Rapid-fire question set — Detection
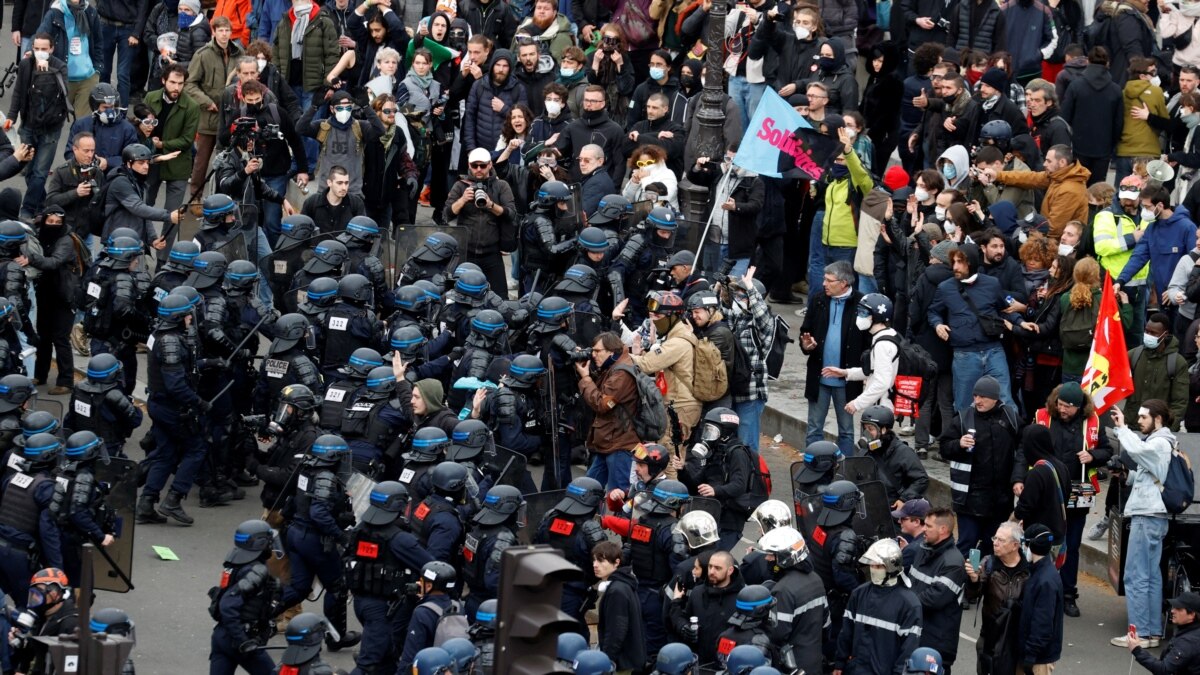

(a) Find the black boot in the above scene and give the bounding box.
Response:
[198,485,233,508]
[135,493,166,524]
[1064,595,1080,617]
[324,591,362,652]
[157,490,194,525]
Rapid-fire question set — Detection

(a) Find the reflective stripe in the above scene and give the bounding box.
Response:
[775,595,829,623]
[909,567,964,595]
[842,611,922,637]
[950,481,970,492]
[949,461,971,472]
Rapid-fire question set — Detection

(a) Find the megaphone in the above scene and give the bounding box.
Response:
[1147,159,1176,184]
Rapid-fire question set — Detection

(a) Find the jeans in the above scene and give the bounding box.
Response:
[1113,156,1135,192]
[806,211,826,300]
[733,398,766,450]
[956,513,1004,559]
[18,126,62,217]
[1125,514,1168,636]
[260,174,290,248]
[728,77,767,133]
[1060,511,1087,598]
[251,226,275,307]
[914,371,954,449]
[292,87,318,174]
[1124,284,1148,348]
[950,346,1014,412]
[98,21,136,105]
[806,384,856,457]
[586,449,633,492]
[858,274,878,295]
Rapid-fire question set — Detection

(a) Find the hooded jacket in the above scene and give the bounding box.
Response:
[556,108,626,183]
[1118,78,1169,157]
[1117,205,1199,293]
[631,317,699,410]
[1116,424,1173,517]
[1054,55,1089,102]
[909,260,954,371]
[994,160,1090,238]
[812,39,860,114]
[861,43,904,148]
[1126,335,1191,428]
[1110,2,1158,86]
[1061,63,1125,157]
[464,50,529,155]
[37,0,102,83]
[1019,555,1064,665]
[597,567,647,670]
[184,37,245,135]
[821,144,874,249]
[1012,425,1069,542]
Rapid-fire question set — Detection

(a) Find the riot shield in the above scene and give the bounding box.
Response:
[346,471,378,523]
[32,400,63,419]
[213,231,250,264]
[376,234,398,290]
[518,489,567,545]
[483,445,530,492]
[92,457,138,593]
[850,480,897,541]
[683,496,722,523]
[630,199,653,233]
[842,456,879,484]
[789,461,822,542]
[285,179,314,212]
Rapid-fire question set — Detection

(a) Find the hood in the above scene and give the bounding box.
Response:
[1163,204,1194,228]
[1124,78,1160,102]
[1021,424,1056,464]
[1064,55,1088,72]
[415,378,444,413]
[490,48,514,72]
[937,145,970,188]
[1049,160,1091,184]
[701,566,746,597]
[820,38,846,71]
[924,261,955,284]
[610,566,638,589]
[959,242,982,275]
[989,200,1018,235]
[1082,63,1115,90]
[868,42,901,77]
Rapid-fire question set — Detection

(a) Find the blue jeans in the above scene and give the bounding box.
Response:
[586,449,633,492]
[728,77,766,134]
[858,274,878,295]
[806,384,855,457]
[950,346,1014,412]
[1113,156,1134,193]
[98,21,136,105]
[292,87,318,174]
[1060,511,1087,598]
[1125,514,1168,636]
[734,398,765,450]
[261,174,290,248]
[251,227,275,307]
[18,126,62,217]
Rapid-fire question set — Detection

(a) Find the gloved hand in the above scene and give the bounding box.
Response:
[680,620,699,643]
[238,639,259,654]
[449,346,464,361]
[198,400,213,415]
[406,177,420,198]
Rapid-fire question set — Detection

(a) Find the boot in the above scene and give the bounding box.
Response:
[325,592,362,651]
[135,493,167,524]
[222,477,247,500]
[233,469,259,487]
[1064,595,1080,618]
[157,490,194,525]
[198,485,234,508]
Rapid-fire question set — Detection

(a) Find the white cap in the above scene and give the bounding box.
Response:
[467,148,491,165]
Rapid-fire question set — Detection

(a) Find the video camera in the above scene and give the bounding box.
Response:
[229,116,283,158]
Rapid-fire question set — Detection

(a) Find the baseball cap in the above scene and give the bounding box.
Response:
[890,498,931,520]
[1170,591,1200,612]
[467,148,492,165]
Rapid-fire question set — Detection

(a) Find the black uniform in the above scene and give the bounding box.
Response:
[624,511,688,655]
[67,381,142,459]
[461,520,518,618]
[319,302,384,381]
[49,459,116,587]
[82,264,150,396]
[210,561,280,675]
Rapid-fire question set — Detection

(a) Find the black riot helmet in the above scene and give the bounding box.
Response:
[63,430,102,464]
[474,485,526,527]
[103,236,142,265]
[341,348,384,379]
[577,226,611,253]
[447,419,491,463]
[89,82,118,111]
[0,374,35,414]
[535,180,572,209]
[412,232,458,263]
[85,353,123,387]
[645,479,691,515]
[362,481,410,526]
[279,383,318,412]
[469,309,507,340]
[979,119,1013,150]
[502,354,546,387]
[646,206,678,236]
[389,325,427,360]
[278,214,316,248]
[532,295,572,332]
[307,240,348,274]
[816,480,862,527]
[393,285,431,316]
[281,613,331,665]
[342,216,381,245]
[270,384,317,435]
[554,264,598,295]
[797,441,842,483]
[120,144,151,163]
[270,313,309,353]
[420,560,457,592]
[405,427,450,463]
[19,410,59,438]
[226,519,283,565]
[473,599,498,630]
[155,292,193,327]
[588,194,631,226]
[201,193,237,229]
[730,584,777,625]
[554,476,604,516]
[303,276,340,310]
[0,221,24,255]
[223,260,259,294]
[430,461,468,497]
[699,407,740,444]
[338,273,372,306]
[364,365,397,396]
[453,269,490,301]
[17,432,62,470]
[166,240,200,271]
[188,251,228,289]
[309,434,351,466]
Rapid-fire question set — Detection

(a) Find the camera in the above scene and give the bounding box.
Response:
[230,116,281,158]
[937,17,951,30]
[472,183,489,209]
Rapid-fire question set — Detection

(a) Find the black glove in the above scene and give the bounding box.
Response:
[449,346,464,361]
[238,639,259,654]
[680,620,698,643]
[198,400,213,415]
[406,177,420,198]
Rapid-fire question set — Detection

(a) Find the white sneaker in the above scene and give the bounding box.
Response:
[1086,517,1110,541]
[897,418,915,436]
[1111,635,1150,648]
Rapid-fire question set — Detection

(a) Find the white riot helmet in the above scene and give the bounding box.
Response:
[859,538,904,587]
[744,499,795,542]
[673,511,719,551]
[757,526,808,569]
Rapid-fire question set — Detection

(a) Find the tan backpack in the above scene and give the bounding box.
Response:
[692,337,729,402]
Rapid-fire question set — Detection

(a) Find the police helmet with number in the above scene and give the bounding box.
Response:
[303,277,340,309]
[904,647,944,674]
[430,461,468,496]
[757,525,809,569]
[201,194,237,228]
[64,430,102,463]
[857,293,894,326]
[389,325,427,360]
[341,348,384,379]
[281,613,331,665]
[309,240,348,273]
[155,292,193,326]
[279,214,316,245]
[280,384,318,411]
[405,427,450,463]
[120,144,151,164]
[364,365,396,395]
[167,240,200,269]
[474,485,525,526]
[447,419,491,463]
[224,260,259,292]
[454,269,490,300]
[502,354,546,387]
[470,309,507,339]
[574,650,616,675]
[271,313,309,353]
[441,638,479,672]
[227,519,283,565]
[554,264,598,295]
[589,194,631,225]
[420,560,457,591]
[362,481,410,526]
[554,476,605,516]
[725,644,769,674]
[747,500,795,540]
[86,353,123,387]
[816,480,862,527]
[190,251,228,287]
[0,374,34,414]
[797,441,842,482]
[653,643,698,675]
[673,510,719,550]
[338,273,372,305]
[19,410,58,438]
[18,432,62,469]
[309,434,350,465]
[412,232,459,263]
[105,236,142,264]
[645,479,691,515]
[535,180,572,209]
[343,215,381,244]
[577,226,611,252]
[700,407,740,443]
[394,285,431,315]
[632,442,670,477]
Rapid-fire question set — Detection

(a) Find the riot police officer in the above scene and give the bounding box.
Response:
[716,585,777,666]
[0,298,23,376]
[276,613,343,675]
[319,274,385,382]
[475,355,546,469]
[520,180,579,293]
[67,354,142,460]
[573,651,616,675]
[209,520,282,675]
[441,267,494,345]
[82,235,151,396]
[446,309,509,411]
[410,462,469,565]
[342,362,413,477]
[398,232,458,289]
[49,431,116,586]
[268,215,318,313]
[346,481,435,675]
[337,216,387,313]
[318,347,383,432]
[252,384,320,521]
[387,285,437,338]
[280,435,360,651]
[573,226,621,315]
[256,313,322,414]
[809,480,867,657]
[398,561,462,672]
[679,408,757,550]
[390,325,454,386]
[137,293,208,526]
[396,427,449,502]
[857,405,928,510]
[299,277,341,360]
[526,296,590,489]
[413,647,457,675]
[533,476,607,625]
[625,478,690,655]
[290,240,349,316]
[0,221,36,350]
[441,638,479,675]
[586,194,633,250]
[194,194,243,253]
[445,419,499,498]
[149,240,200,303]
[468,598,496,673]
[558,633,589,669]
[613,206,679,322]
[757,525,826,675]
[653,643,699,675]
[722,645,770,674]
[461,485,523,617]
[0,432,63,604]
[552,264,604,348]
[793,440,843,503]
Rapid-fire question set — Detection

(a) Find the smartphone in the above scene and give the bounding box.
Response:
[1130,623,1137,634]
[969,548,981,569]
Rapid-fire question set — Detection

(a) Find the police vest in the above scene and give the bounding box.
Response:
[269,246,307,297]
[209,562,279,633]
[68,387,119,441]
[540,511,592,568]
[347,524,408,598]
[462,524,513,593]
[0,472,51,536]
[340,396,395,449]
[291,468,346,526]
[319,381,357,431]
[413,496,461,548]
[628,514,675,585]
[323,304,366,371]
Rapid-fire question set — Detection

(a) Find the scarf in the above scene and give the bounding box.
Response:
[556,67,587,88]
[291,3,313,60]
[707,168,743,243]
[981,94,999,111]
[380,123,397,151]
[407,70,435,91]
[66,0,91,38]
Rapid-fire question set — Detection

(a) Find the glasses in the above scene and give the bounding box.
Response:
[636,159,656,168]
[470,162,490,169]
[138,118,158,127]
[583,98,605,105]
[591,348,606,354]
[807,93,827,100]
[333,104,353,112]
[380,108,397,114]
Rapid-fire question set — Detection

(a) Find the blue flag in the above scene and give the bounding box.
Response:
[733,88,838,181]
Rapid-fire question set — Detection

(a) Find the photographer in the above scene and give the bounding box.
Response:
[299,88,385,199]
[44,132,104,238]
[1111,400,1175,649]
[212,114,293,246]
[444,148,517,294]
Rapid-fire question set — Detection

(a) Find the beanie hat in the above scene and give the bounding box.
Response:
[179,0,202,13]
[972,375,1001,400]
[415,379,445,414]
[1058,381,1086,407]
[862,190,892,222]
[1024,523,1055,556]
[883,165,910,192]
[980,67,1009,93]
[930,240,957,264]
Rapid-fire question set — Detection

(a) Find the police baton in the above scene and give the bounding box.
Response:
[202,311,274,405]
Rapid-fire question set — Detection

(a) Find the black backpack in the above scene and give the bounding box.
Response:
[28,67,69,129]
[870,333,939,406]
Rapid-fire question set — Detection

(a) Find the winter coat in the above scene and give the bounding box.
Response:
[1161,11,1200,68]
[667,569,745,664]
[12,0,54,40]
[102,167,173,243]
[443,171,518,255]
[981,254,1028,302]
[362,123,419,210]
[1118,78,1168,157]
[810,39,859,114]
[687,162,764,260]
[1116,424,1173,516]
[800,290,867,401]
[37,1,102,81]
[65,117,138,172]
[994,160,1090,238]
[143,88,200,182]
[908,260,954,369]
[918,89,981,162]
[927,272,1015,351]
[465,0,519,47]
[1132,618,1200,674]
[580,167,616,215]
[900,73,932,136]
[861,44,904,146]
[7,55,69,133]
[1117,205,1199,293]
[272,5,340,93]
[966,555,1030,675]
[1110,3,1158,86]
[910,535,966,662]
[1014,450,1069,542]
[555,110,626,183]
[577,350,641,454]
[215,0,252,45]
[45,159,105,236]
[28,227,78,304]
[143,4,179,83]
[597,567,647,670]
[174,15,212,70]
[900,0,953,48]
[821,0,860,58]
[464,51,529,155]
[1019,555,1064,665]
[184,38,245,135]
[1055,55,1088,102]
[96,0,148,28]
[835,581,923,674]
[631,318,699,410]
[820,148,873,249]
[1061,63,1125,158]
[747,19,822,94]
[627,76,690,127]
[872,216,908,300]
[511,13,575,61]
[940,403,1019,519]
[1016,395,1113,488]
[868,435,928,503]
[1029,108,1072,151]
[980,94,1030,139]
[1000,0,1059,76]
[953,0,1006,52]
[1125,336,1191,430]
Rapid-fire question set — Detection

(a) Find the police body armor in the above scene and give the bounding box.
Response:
[84,268,145,343]
[319,381,359,431]
[345,249,386,308]
[340,395,400,451]
[0,413,20,455]
[462,524,517,592]
[396,459,435,500]
[201,288,241,357]
[147,331,197,403]
[521,212,576,279]
[538,510,605,570]
[412,497,463,551]
[0,472,51,536]
[49,467,109,535]
[808,523,859,599]
[323,304,372,373]
[150,268,189,304]
[629,513,677,586]
[269,246,308,307]
[292,467,351,528]
[67,384,127,443]
[346,524,411,598]
[210,562,280,643]
[262,351,321,407]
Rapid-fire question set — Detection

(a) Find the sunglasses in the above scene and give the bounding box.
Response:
[470,162,490,169]
[333,104,354,112]
[380,108,397,114]
[636,159,656,168]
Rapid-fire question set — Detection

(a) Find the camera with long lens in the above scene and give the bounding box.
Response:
[79,164,99,191]
[230,116,281,158]
[472,183,489,209]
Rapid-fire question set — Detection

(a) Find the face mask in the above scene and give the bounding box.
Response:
[256,58,267,72]
[818,56,837,71]
[1141,207,1157,222]
[944,221,957,234]
[941,164,957,181]
[97,109,119,125]
[334,109,352,124]
[844,129,857,140]
[33,51,49,63]
[1144,333,1161,349]
[545,100,562,117]
[681,74,696,88]
[560,67,576,78]
[793,25,810,40]
[855,315,873,330]
[1151,75,1162,87]
[649,67,666,81]
[868,567,888,585]
[1058,242,1075,256]
[653,317,672,334]
[915,188,930,202]
[934,206,946,221]
[178,13,193,30]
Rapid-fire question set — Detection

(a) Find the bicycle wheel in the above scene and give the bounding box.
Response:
[1164,553,1193,640]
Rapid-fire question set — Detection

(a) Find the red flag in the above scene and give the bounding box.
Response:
[1081,272,1134,414]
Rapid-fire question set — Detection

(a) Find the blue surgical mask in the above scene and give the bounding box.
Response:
[941,163,957,181]
[178,13,192,30]
[1144,333,1161,349]
[649,67,666,81]
[560,67,576,78]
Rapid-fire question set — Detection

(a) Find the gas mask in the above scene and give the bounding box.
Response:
[96,108,122,125]
[857,425,883,453]
[269,402,295,436]
[26,584,65,614]
[689,442,710,467]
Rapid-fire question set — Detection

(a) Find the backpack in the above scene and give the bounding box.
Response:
[1129,345,1181,380]
[729,338,753,397]
[1083,1,1118,53]
[761,314,791,380]
[1153,437,1196,515]
[420,599,472,646]
[730,444,770,516]
[28,67,69,129]
[613,363,669,441]
[1059,299,1099,352]
[692,337,729,402]
[872,333,939,406]
[87,173,115,237]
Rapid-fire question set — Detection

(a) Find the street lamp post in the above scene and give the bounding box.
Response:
[678,0,727,258]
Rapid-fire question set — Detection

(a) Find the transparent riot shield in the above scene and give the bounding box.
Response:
[851,480,897,541]
[630,199,653,233]
[178,203,204,245]
[213,231,250,264]
[345,471,378,523]
[519,489,567,545]
[92,457,138,593]
[390,225,469,282]
[482,445,529,491]
[376,234,398,290]
[842,456,879,484]
[285,179,313,212]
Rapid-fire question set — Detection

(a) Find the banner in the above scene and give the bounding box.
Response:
[1081,272,1134,413]
[733,88,839,181]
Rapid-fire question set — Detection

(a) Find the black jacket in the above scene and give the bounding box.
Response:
[1013,454,1069,543]
[910,535,967,662]
[687,163,764,260]
[861,44,904,150]
[679,441,754,530]
[668,569,746,664]
[767,566,826,675]
[580,168,616,215]
[555,110,626,183]
[908,261,954,371]
[625,116,687,174]
[301,190,367,236]
[799,290,867,401]
[1062,63,1125,158]
[1110,5,1158,86]
[748,19,822,95]
[900,0,954,48]
[965,554,1030,675]
[627,77,690,128]
[1029,109,1073,154]
[597,567,646,670]
[981,254,1028,302]
[940,404,1018,519]
[29,226,78,304]
[1133,621,1200,674]
[979,94,1030,139]
[1019,555,1064,665]
[464,0,519,47]
[12,0,53,38]
[835,582,923,674]
[45,159,104,237]
[870,435,929,504]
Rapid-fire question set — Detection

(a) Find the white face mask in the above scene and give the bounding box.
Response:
[334,109,352,124]
[545,100,562,117]
[1058,242,1075,256]
[914,188,930,202]
[1141,207,1157,222]
[845,129,857,140]
[33,51,49,63]
[793,25,810,40]
[934,206,946,221]
[943,221,957,234]
[1151,75,1162,88]
[855,315,873,330]
[256,58,267,72]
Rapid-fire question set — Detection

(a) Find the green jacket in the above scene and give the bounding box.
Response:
[143,88,200,182]
[185,39,245,135]
[272,7,339,94]
[1124,336,1190,431]
[821,145,872,249]
[1058,288,1133,376]
[1117,79,1168,158]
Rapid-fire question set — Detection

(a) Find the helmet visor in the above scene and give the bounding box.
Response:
[700,423,721,443]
